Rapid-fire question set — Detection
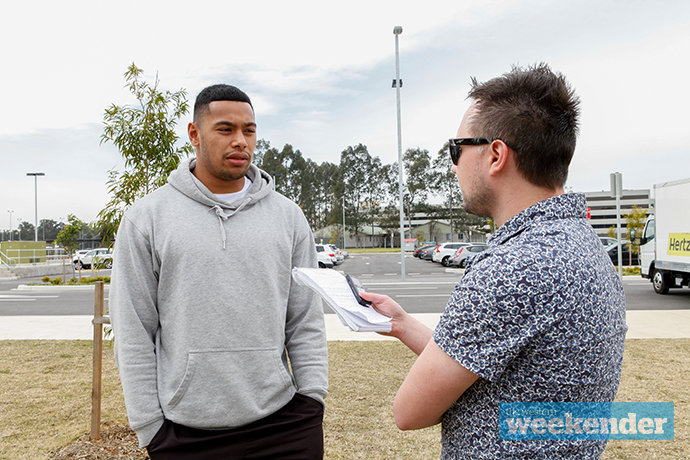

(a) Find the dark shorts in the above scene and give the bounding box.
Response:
[147,393,324,460]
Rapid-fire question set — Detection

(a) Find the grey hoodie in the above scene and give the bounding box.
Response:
[110,159,328,448]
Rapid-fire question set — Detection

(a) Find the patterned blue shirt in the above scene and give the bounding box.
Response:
[433,193,627,459]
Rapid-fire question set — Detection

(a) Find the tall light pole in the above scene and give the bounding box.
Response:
[342,193,346,249]
[26,172,45,242]
[393,25,406,281]
[7,210,13,241]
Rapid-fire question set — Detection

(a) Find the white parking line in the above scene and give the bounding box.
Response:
[0,294,58,299]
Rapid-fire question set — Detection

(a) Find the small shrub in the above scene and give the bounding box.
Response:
[50,277,62,285]
[41,276,51,283]
[623,267,641,276]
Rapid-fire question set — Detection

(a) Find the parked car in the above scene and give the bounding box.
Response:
[315,244,338,266]
[328,244,346,262]
[450,243,488,268]
[607,241,639,266]
[72,249,90,266]
[316,251,334,268]
[599,237,618,248]
[420,245,438,261]
[432,243,471,266]
[414,244,437,258]
[75,248,112,269]
[93,253,113,269]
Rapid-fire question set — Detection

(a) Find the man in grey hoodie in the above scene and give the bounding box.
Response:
[110,84,328,459]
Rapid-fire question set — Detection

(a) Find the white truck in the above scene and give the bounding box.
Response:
[640,177,690,294]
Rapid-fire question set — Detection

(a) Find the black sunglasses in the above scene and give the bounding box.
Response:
[448,138,491,165]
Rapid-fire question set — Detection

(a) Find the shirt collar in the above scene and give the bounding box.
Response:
[487,193,587,246]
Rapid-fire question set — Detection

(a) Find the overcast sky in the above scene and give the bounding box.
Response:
[1,0,688,228]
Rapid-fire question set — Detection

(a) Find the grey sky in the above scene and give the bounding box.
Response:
[1,0,688,226]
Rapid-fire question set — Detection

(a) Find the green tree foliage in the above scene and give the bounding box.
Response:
[55,215,86,255]
[17,221,35,241]
[314,161,340,230]
[95,63,193,246]
[340,144,376,240]
[37,219,63,242]
[257,141,338,231]
[430,142,462,239]
[624,205,648,255]
[403,147,431,210]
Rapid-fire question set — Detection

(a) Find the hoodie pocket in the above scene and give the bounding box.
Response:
[165,347,293,427]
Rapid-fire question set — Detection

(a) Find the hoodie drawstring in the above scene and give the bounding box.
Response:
[209,198,252,250]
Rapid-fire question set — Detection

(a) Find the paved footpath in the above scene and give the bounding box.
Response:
[0,311,688,341]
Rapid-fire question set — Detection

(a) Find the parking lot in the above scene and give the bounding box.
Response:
[1,253,688,319]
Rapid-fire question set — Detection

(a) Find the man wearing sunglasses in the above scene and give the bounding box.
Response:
[362,64,626,458]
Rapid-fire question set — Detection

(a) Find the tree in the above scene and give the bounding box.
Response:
[252,138,272,168]
[95,63,193,246]
[17,221,35,241]
[55,215,86,255]
[37,219,63,242]
[340,144,374,245]
[430,142,462,240]
[314,161,340,230]
[403,147,432,235]
[624,205,648,256]
[607,225,617,238]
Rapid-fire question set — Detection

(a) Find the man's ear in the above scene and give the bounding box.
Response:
[487,139,510,176]
[188,122,200,147]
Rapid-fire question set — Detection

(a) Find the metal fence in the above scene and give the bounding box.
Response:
[0,247,69,267]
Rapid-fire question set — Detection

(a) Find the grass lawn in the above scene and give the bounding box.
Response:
[0,339,687,459]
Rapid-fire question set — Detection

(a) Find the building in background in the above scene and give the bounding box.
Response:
[585,189,653,238]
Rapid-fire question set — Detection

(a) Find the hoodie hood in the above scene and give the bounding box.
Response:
[167,158,274,249]
[168,158,273,209]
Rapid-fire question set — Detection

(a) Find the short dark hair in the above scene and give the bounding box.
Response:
[467,63,580,189]
[193,84,253,123]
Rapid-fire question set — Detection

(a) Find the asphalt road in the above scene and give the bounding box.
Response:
[1,254,688,316]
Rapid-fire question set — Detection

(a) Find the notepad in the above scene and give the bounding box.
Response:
[292,267,392,332]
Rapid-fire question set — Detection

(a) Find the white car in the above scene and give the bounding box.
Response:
[432,242,471,266]
[328,244,347,262]
[75,248,112,269]
[316,251,335,269]
[315,244,338,266]
[72,249,90,266]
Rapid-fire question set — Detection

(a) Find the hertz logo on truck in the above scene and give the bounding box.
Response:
[668,234,690,257]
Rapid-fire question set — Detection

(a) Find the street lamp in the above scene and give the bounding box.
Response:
[7,210,13,241]
[26,172,45,242]
[393,25,406,281]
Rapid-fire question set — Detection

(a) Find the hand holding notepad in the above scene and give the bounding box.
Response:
[292,267,392,332]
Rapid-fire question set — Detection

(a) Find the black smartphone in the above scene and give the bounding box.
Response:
[345,274,372,307]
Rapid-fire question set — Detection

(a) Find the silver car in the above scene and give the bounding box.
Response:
[450,243,488,268]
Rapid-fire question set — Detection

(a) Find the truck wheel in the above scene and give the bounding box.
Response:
[652,269,670,294]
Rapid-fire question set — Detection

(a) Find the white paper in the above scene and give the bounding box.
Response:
[292,267,392,332]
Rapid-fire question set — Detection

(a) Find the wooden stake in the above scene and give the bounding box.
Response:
[90,281,105,441]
